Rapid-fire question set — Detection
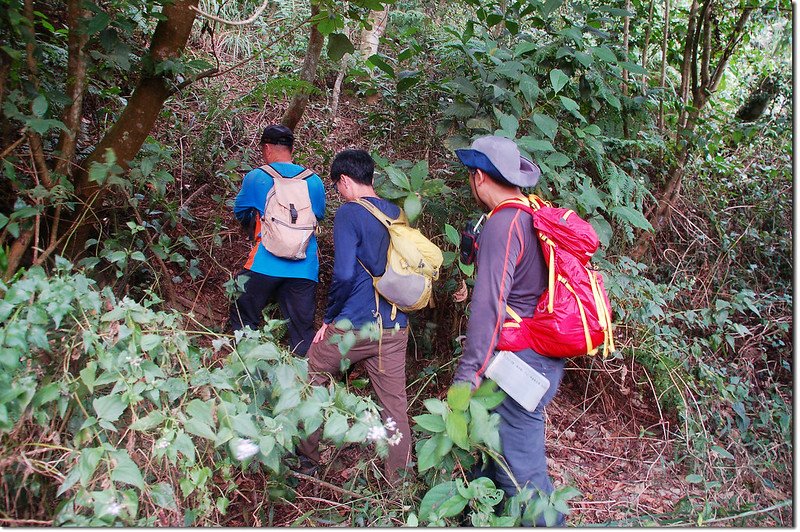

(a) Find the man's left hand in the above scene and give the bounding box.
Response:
[312,323,329,344]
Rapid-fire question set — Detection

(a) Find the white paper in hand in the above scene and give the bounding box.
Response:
[485,350,551,412]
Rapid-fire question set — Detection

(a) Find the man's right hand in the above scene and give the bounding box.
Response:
[312,323,329,344]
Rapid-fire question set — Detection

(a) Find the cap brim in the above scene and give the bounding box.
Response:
[517,156,541,187]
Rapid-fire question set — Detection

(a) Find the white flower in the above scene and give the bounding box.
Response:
[387,431,403,447]
[234,439,259,461]
[361,411,377,424]
[367,425,388,441]
[384,417,397,432]
[106,501,124,516]
[155,439,169,449]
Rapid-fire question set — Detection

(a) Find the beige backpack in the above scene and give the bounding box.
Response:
[259,164,317,260]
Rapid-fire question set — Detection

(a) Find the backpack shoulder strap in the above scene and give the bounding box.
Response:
[259,164,284,180]
[353,198,398,229]
[292,168,314,180]
[260,164,316,181]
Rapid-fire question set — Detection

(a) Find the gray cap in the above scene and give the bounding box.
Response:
[455,135,541,187]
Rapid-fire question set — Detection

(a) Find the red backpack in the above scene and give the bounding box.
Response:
[492,195,615,358]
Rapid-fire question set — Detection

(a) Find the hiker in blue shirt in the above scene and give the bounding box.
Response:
[297,149,412,483]
[229,124,326,356]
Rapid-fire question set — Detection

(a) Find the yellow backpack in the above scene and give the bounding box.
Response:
[354,199,443,319]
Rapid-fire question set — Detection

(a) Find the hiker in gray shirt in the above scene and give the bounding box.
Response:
[454,135,566,526]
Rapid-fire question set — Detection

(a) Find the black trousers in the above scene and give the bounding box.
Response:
[229,270,317,356]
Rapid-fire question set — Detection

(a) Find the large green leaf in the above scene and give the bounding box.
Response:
[184,418,216,440]
[419,481,468,521]
[327,32,354,61]
[93,394,127,422]
[130,410,165,431]
[549,69,570,95]
[444,223,460,246]
[417,436,439,472]
[404,193,422,223]
[150,482,178,511]
[110,450,144,489]
[445,411,469,450]
[518,137,556,152]
[590,45,617,63]
[447,382,472,412]
[611,206,652,231]
[414,413,446,433]
[323,412,348,442]
[532,114,558,140]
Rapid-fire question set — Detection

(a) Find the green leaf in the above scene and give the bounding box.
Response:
[404,193,422,224]
[590,46,617,63]
[93,394,126,422]
[545,152,571,168]
[559,96,580,113]
[327,32,353,62]
[385,167,410,190]
[32,95,48,117]
[518,137,555,152]
[419,481,468,521]
[184,418,216,440]
[685,474,703,484]
[185,399,214,426]
[620,61,648,75]
[549,69,570,94]
[110,450,144,489]
[611,206,653,231]
[79,362,97,393]
[590,215,612,247]
[447,382,471,412]
[711,445,735,459]
[367,54,395,77]
[140,334,161,351]
[32,382,61,407]
[444,224,460,246]
[514,42,538,57]
[130,411,165,431]
[77,446,104,487]
[533,114,558,140]
[408,160,428,190]
[414,413,446,433]
[323,412,348,442]
[150,483,177,511]
[445,411,469,450]
[417,436,439,472]
[497,112,519,138]
[423,398,448,416]
[229,413,260,438]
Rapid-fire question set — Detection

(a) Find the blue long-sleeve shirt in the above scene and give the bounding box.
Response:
[324,197,408,329]
[233,163,326,281]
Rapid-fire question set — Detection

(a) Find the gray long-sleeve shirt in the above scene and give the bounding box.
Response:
[453,206,548,387]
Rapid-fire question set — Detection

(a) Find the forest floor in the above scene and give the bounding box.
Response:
[143,62,790,525]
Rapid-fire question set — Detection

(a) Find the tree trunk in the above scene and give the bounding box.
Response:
[632,3,754,260]
[281,3,324,130]
[359,7,390,59]
[640,0,656,92]
[55,0,89,177]
[657,0,670,129]
[67,0,199,257]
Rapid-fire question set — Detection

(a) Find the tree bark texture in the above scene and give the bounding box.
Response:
[281,3,324,130]
[55,0,90,178]
[65,0,198,258]
[76,0,199,199]
[359,7,390,58]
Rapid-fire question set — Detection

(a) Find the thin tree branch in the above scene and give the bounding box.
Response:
[171,16,311,94]
[190,0,271,26]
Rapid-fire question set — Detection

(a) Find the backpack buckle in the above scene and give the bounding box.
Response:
[289,203,298,224]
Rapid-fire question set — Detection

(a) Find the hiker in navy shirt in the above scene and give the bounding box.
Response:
[229,124,325,356]
[298,150,412,483]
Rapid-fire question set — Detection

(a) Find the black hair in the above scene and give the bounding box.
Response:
[469,166,516,189]
[330,149,374,186]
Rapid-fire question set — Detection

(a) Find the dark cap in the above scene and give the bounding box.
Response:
[260,124,294,148]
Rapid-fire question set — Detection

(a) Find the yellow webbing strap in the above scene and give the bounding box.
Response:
[560,276,593,354]
[587,269,615,358]
[504,305,522,328]
[538,235,557,312]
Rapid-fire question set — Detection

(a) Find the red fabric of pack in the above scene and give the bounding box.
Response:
[493,196,615,358]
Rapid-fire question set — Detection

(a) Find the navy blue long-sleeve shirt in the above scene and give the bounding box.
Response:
[324,197,408,329]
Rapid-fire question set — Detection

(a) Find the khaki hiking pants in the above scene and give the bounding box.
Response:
[297,324,411,482]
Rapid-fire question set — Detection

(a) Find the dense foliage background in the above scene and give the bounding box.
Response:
[0,0,792,526]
